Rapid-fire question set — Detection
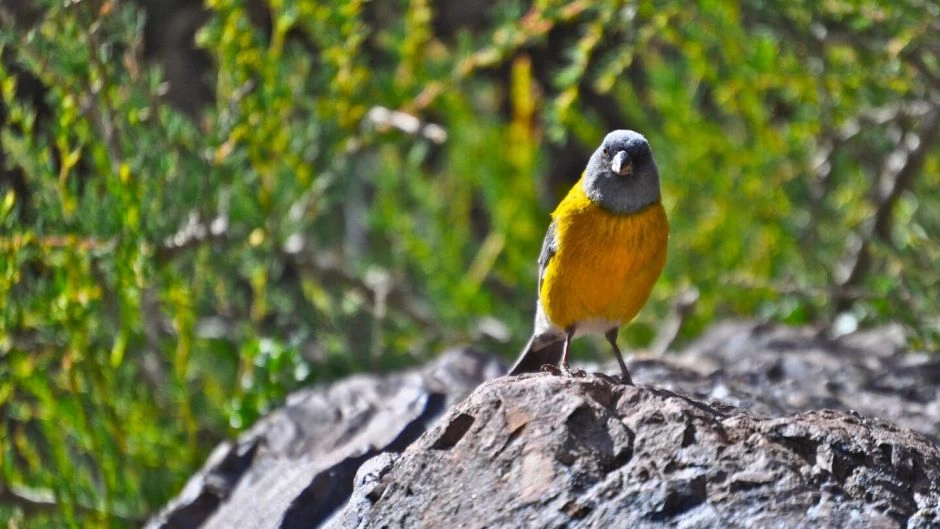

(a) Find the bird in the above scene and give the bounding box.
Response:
[508,129,669,384]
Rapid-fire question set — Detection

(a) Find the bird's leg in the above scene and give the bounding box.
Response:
[559,327,587,377]
[541,327,585,377]
[605,328,634,385]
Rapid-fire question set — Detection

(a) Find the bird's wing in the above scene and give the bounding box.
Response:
[507,222,565,376]
[537,220,558,296]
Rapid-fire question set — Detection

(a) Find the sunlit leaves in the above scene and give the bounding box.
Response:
[2,0,939,527]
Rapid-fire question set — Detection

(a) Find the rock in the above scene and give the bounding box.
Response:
[331,375,940,528]
[144,347,504,529]
[636,321,940,444]
[149,321,940,528]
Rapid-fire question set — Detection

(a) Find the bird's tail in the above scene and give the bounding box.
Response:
[507,335,565,376]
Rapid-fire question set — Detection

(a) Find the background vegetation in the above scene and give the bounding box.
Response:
[1,0,938,526]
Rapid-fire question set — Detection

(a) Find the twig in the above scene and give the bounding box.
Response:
[156,188,230,263]
[810,100,933,203]
[364,106,447,144]
[0,234,111,252]
[408,0,590,112]
[282,243,435,331]
[0,480,142,524]
[725,276,878,301]
[81,3,124,177]
[835,108,940,310]
[156,211,229,263]
[0,481,58,518]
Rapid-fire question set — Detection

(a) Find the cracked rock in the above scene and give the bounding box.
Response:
[149,321,940,528]
[332,375,940,529]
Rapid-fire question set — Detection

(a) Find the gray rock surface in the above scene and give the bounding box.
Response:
[331,375,939,528]
[148,321,940,528]
[145,347,503,529]
[640,320,940,444]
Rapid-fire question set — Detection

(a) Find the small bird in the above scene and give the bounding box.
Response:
[508,130,669,384]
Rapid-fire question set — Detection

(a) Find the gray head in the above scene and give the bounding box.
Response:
[582,130,661,214]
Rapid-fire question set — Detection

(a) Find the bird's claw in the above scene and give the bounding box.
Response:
[592,372,620,384]
[588,371,634,385]
[617,371,635,386]
[540,364,586,377]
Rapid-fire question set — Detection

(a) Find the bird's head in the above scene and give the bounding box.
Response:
[582,130,661,214]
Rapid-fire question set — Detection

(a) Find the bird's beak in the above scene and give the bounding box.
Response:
[610,150,632,176]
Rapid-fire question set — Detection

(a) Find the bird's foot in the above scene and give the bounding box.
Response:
[592,372,620,384]
[617,371,635,386]
[540,363,586,377]
[591,371,634,385]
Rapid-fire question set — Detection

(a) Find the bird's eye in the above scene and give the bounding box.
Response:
[603,148,609,156]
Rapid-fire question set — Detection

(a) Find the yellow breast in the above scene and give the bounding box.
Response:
[540,178,669,330]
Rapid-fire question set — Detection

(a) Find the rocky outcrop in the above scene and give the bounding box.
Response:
[144,347,504,529]
[648,321,940,444]
[148,322,940,528]
[330,374,940,528]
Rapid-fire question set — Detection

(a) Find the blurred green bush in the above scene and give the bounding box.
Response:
[1,0,938,526]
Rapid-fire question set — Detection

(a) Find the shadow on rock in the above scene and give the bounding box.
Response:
[332,374,940,529]
[148,322,940,528]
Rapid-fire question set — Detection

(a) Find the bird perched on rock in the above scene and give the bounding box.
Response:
[508,130,669,384]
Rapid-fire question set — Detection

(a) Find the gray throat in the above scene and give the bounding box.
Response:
[582,153,661,214]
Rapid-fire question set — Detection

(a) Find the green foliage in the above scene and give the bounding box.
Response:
[1,0,938,526]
